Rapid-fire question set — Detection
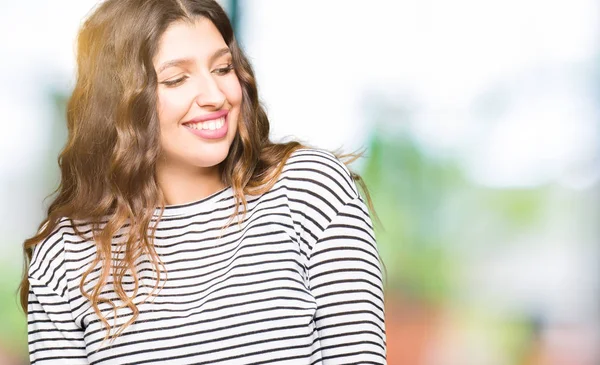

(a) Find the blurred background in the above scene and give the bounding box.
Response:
[0,0,598,364]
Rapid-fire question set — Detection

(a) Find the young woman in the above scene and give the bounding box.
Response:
[21,0,386,364]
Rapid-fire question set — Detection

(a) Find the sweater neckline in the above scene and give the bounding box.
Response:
[156,186,234,217]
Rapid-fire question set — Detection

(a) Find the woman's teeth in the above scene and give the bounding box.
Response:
[186,116,225,130]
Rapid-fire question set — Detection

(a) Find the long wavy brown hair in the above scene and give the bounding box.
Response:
[20,0,373,342]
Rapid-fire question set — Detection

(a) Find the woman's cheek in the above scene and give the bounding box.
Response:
[224,75,243,104]
[158,90,190,127]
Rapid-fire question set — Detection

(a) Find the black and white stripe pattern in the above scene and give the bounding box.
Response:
[28,149,387,364]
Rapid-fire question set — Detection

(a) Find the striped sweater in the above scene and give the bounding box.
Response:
[27,149,387,364]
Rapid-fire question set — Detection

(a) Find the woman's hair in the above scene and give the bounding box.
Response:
[19,0,372,342]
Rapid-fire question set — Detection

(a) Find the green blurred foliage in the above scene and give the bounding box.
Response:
[0,264,27,356]
[363,126,549,306]
[363,129,463,303]
[361,119,554,364]
[0,88,70,359]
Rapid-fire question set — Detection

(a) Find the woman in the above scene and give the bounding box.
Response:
[21,0,386,364]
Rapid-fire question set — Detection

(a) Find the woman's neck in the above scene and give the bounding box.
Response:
[156,163,225,206]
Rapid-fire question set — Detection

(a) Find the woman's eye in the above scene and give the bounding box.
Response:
[160,76,188,87]
[213,64,234,76]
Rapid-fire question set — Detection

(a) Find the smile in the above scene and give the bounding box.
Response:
[182,110,229,140]
[185,116,225,130]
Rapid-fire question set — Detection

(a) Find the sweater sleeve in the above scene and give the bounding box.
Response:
[28,223,88,364]
[28,277,88,364]
[308,196,387,364]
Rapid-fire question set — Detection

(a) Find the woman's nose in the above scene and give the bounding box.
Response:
[194,73,226,110]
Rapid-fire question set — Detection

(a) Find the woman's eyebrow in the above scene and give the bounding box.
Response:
[209,47,231,63]
[157,58,194,74]
[157,47,231,74]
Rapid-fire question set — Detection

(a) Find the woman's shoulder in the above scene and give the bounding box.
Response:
[28,218,81,282]
[278,147,361,207]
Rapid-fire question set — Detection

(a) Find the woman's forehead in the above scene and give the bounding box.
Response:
[154,18,227,66]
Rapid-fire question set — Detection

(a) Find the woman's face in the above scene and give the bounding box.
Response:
[153,17,242,173]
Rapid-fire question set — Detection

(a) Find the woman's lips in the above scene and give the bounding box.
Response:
[182,110,229,139]
[184,109,228,124]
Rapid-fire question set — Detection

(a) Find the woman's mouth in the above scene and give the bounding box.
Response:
[182,112,229,140]
[184,116,225,131]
